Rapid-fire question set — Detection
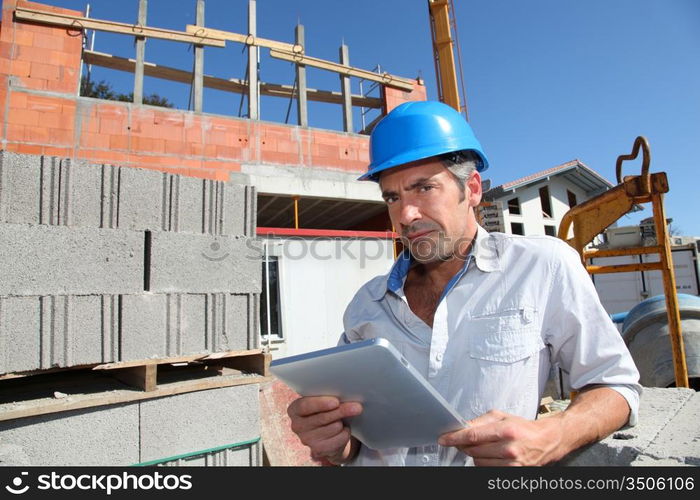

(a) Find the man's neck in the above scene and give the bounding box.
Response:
[407,226,477,290]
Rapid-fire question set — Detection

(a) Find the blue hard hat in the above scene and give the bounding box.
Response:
[358,100,489,182]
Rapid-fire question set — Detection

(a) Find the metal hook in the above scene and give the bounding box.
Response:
[616,136,651,194]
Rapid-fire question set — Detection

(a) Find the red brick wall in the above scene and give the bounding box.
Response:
[0,0,426,181]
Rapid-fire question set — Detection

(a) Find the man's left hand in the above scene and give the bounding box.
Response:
[438,410,564,466]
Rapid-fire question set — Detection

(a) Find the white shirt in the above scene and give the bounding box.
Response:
[339,225,641,466]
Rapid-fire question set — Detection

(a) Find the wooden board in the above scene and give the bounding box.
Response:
[185,24,302,53]
[15,7,226,47]
[82,50,382,108]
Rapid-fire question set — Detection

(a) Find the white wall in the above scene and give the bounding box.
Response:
[498,177,588,237]
[262,237,395,359]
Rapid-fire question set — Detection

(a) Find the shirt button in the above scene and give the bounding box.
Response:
[421,455,430,463]
[436,353,443,361]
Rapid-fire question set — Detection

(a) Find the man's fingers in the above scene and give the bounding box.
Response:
[467,409,508,428]
[438,421,504,447]
[458,441,520,460]
[288,396,341,418]
[290,401,361,434]
[309,427,352,458]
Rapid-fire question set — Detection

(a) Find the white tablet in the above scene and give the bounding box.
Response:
[270,337,466,450]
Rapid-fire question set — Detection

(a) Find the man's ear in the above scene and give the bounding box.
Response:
[467,171,482,207]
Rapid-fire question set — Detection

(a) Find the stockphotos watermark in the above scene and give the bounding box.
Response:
[201,234,499,269]
[4,471,192,496]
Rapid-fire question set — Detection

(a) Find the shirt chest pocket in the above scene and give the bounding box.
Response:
[467,307,544,363]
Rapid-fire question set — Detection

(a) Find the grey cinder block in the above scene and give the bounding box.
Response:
[139,384,260,463]
[0,295,120,374]
[119,293,258,361]
[148,232,261,294]
[0,403,140,466]
[156,441,261,466]
[0,223,143,296]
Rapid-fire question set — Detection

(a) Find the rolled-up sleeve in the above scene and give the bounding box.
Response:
[543,242,642,426]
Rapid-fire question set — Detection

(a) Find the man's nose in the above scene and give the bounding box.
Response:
[399,202,421,227]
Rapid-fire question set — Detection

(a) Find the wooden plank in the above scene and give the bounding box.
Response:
[0,374,270,422]
[110,365,157,392]
[339,44,353,133]
[82,50,382,108]
[185,24,302,54]
[217,352,271,377]
[269,48,416,91]
[92,348,263,370]
[14,7,226,47]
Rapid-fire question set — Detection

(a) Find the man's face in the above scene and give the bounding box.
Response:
[379,157,482,264]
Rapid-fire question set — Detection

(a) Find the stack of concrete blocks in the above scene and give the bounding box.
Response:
[0,151,263,466]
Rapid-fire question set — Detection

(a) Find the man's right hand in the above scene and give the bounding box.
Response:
[287,396,362,465]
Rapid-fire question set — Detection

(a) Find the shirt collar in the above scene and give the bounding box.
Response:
[368,224,501,301]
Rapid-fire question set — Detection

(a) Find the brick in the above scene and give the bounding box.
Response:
[139,385,260,462]
[99,118,128,135]
[215,145,242,159]
[0,404,139,465]
[149,232,261,294]
[109,134,129,150]
[9,59,30,77]
[12,29,33,47]
[7,108,39,126]
[164,139,185,155]
[31,33,64,51]
[6,124,25,141]
[42,146,72,158]
[0,223,143,296]
[6,143,42,155]
[42,111,74,131]
[26,94,64,113]
[80,131,110,149]
[8,91,28,109]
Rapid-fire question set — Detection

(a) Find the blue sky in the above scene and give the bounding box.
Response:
[45,0,700,236]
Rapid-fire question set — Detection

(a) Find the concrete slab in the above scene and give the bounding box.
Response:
[560,387,695,466]
[139,384,260,463]
[640,391,700,465]
[148,232,261,294]
[0,223,143,296]
[0,403,140,466]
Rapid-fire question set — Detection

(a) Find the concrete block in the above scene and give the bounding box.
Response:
[0,403,140,466]
[0,295,120,374]
[560,387,695,466]
[119,293,256,361]
[120,294,168,360]
[139,384,260,463]
[0,223,143,296]
[0,151,40,225]
[148,232,261,294]
[221,183,247,236]
[67,159,107,229]
[631,455,690,466]
[172,175,205,233]
[118,166,166,231]
[640,391,700,465]
[158,441,262,466]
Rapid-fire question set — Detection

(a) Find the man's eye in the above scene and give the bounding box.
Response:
[419,185,434,192]
[385,196,397,205]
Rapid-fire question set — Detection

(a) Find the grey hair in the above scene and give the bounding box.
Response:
[440,150,480,197]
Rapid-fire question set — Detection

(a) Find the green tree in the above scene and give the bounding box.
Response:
[80,76,174,108]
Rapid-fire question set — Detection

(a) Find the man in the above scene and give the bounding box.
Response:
[287,101,641,466]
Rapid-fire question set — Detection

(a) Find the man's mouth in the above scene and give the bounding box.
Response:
[406,230,436,241]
